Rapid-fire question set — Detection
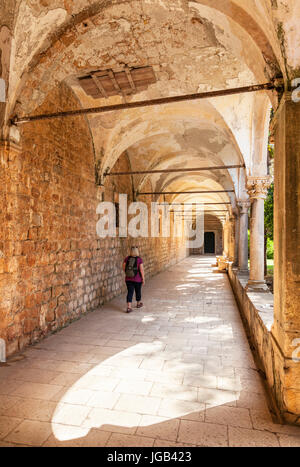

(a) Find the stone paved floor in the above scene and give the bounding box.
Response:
[0,256,300,447]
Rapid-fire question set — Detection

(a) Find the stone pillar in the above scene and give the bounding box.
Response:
[238,200,250,273]
[233,211,239,267]
[270,93,300,424]
[246,177,271,291]
[223,218,229,258]
[228,215,235,262]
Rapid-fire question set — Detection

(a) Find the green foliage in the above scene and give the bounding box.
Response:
[248,229,250,254]
[266,238,274,260]
[268,144,274,159]
[265,183,274,241]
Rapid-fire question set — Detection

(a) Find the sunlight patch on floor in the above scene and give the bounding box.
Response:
[51,339,240,441]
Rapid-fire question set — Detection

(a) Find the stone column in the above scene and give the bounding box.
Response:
[238,200,250,273]
[233,210,239,267]
[270,92,300,424]
[246,177,271,291]
[228,215,235,262]
[222,218,229,258]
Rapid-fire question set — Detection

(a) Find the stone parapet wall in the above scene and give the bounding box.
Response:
[228,264,300,426]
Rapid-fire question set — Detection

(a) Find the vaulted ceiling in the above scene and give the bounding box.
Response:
[2,0,299,216]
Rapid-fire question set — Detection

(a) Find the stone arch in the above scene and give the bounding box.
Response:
[100,100,247,178]
[193,0,283,75]
[6,0,283,125]
[161,173,236,207]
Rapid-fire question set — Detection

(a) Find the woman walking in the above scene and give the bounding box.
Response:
[123,246,145,313]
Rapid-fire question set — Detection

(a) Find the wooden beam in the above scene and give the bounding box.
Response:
[125,67,136,92]
[108,70,122,93]
[91,74,108,98]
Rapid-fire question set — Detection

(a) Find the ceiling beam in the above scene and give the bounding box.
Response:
[170,209,229,213]
[108,70,122,93]
[160,202,231,205]
[125,67,136,92]
[12,82,277,124]
[91,74,108,98]
[138,190,235,195]
[105,164,245,176]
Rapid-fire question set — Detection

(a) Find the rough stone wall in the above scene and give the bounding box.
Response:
[0,83,187,357]
[0,0,15,134]
[0,83,99,356]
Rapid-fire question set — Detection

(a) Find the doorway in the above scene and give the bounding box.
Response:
[204,232,215,254]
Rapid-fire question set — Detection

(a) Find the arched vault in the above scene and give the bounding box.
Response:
[4,0,283,191]
[99,100,246,209]
[7,0,280,121]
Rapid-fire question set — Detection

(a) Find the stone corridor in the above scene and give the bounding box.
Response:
[0,256,299,447]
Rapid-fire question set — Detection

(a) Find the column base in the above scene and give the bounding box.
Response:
[246,280,269,292]
[238,268,249,275]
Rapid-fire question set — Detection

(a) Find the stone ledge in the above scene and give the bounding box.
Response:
[228,264,300,426]
[232,267,274,331]
[214,256,233,273]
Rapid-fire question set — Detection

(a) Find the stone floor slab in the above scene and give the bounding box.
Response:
[205,405,252,429]
[228,426,280,447]
[2,398,58,423]
[178,419,228,447]
[106,433,155,447]
[1,256,299,447]
[157,399,205,421]
[4,420,53,446]
[278,434,300,447]
[0,416,23,440]
[114,394,161,415]
[12,382,63,401]
[82,408,142,434]
[136,415,180,441]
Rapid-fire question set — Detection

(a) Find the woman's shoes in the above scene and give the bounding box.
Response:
[126,304,143,312]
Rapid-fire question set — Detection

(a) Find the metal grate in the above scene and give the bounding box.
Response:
[78,66,156,99]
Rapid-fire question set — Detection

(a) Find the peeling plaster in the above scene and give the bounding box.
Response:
[273,0,300,74]
[9,3,68,105]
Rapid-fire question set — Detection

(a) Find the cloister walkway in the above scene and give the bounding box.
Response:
[0,256,299,447]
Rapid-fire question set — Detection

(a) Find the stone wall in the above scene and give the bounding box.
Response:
[0,83,187,357]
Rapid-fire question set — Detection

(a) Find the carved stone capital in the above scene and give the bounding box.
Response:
[237,200,250,215]
[247,176,272,201]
